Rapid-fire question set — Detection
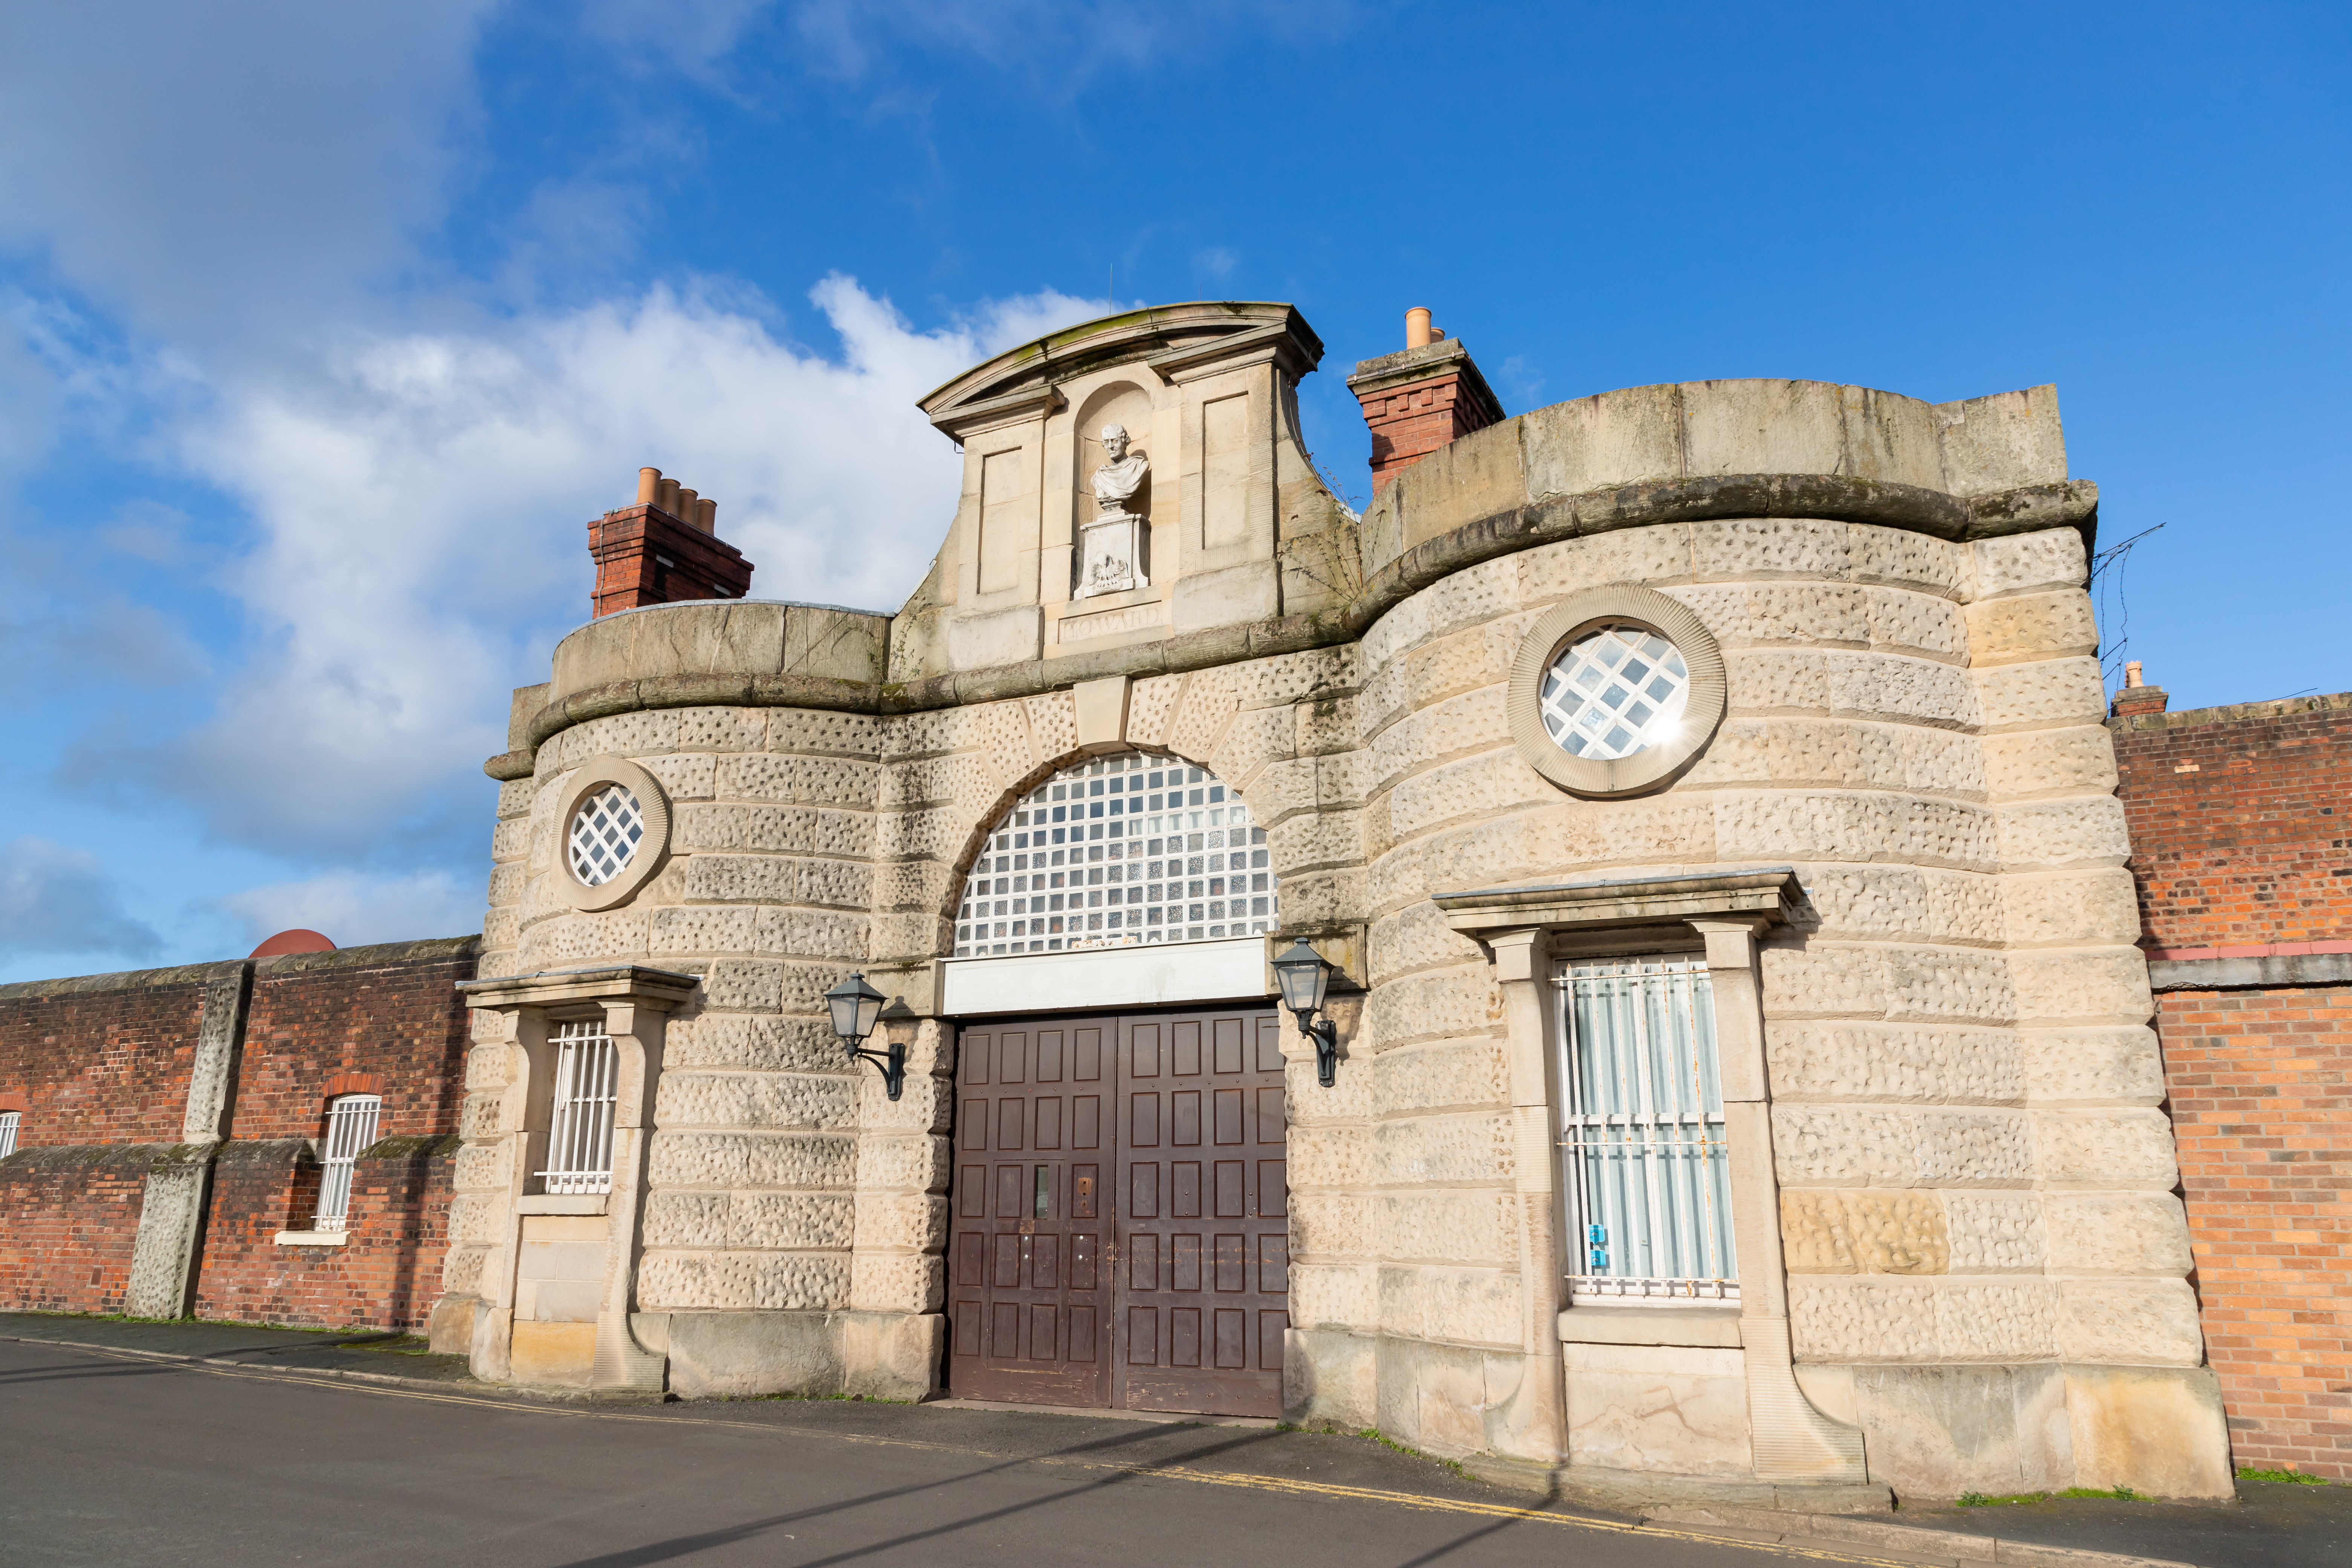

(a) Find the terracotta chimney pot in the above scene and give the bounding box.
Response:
[1405,307,1433,349]
[637,467,661,507]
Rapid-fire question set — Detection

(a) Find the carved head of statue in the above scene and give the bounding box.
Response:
[1099,424,1129,461]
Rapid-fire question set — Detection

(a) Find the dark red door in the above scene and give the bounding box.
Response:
[1112,1009,1289,1418]
[947,1019,1111,1406]
[949,1005,1288,1416]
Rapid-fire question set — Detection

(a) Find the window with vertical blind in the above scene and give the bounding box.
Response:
[0,1109,18,1158]
[1556,956,1738,1302]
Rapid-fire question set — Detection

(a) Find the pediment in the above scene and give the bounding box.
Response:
[919,301,1323,441]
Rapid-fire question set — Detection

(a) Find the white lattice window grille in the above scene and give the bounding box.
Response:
[1557,956,1738,1303]
[568,785,645,887]
[0,1110,17,1158]
[312,1094,381,1233]
[538,1021,619,1195]
[949,754,1277,960]
[1539,624,1691,761]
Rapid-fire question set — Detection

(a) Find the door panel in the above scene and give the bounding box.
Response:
[947,1024,1110,1406]
[949,1005,1288,1417]
[1113,1007,1288,1418]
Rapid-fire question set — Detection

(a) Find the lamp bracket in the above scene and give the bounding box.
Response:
[848,1041,908,1101]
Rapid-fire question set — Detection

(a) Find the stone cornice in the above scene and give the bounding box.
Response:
[490,474,2097,775]
[1434,868,1801,934]
[458,963,701,1011]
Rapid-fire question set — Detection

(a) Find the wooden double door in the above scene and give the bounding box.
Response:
[948,1006,1290,1416]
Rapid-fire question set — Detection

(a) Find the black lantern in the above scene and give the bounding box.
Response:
[824,971,905,1100]
[1272,938,1341,1088]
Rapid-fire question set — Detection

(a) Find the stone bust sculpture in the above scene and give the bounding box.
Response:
[1090,424,1148,516]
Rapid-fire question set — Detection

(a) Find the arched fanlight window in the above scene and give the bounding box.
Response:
[952,753,1276,959]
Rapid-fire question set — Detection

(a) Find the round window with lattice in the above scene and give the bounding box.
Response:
[554,756,671,911]
[569,785,645,886]
[1508,585,1726,797]
[1539,625,1691,760]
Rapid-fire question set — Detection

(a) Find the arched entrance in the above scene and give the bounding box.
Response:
[943,754,1291,1417]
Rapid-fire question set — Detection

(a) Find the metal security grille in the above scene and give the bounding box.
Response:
[314,1094,382,1232]
[539,1021,619,1194]
[1556,957,1738,1302]
[0,1110,17,1158]
[568,785,644,886]
[1539,624,1690,760]
[951,754,1276,959]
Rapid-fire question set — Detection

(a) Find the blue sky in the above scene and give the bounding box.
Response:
[1,1,2345,982]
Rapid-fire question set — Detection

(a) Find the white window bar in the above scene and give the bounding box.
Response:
[0,1109,18,1158]
[1557,956,1738,1303]
[538,1021,619,1195]
[313,1094,382,1233]
[948,753,1278,959]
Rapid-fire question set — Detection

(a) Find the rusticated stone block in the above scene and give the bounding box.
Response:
[1781,1190,1950,1274]
[1761,943,2015,1026]
[1969,528,2085,600]
[1974,657,2106,733]
[648,1130,857,1190]
[643,1191,856,1250]
[1983,726,2117,801]
[849,1251,945,1314]
[1689,516,1852,583]
[1364,967,1495,1053]
[1945,1194,2046,1273]
[1289,1261,1377,1331]
[655,1072,858,1132]
[2044,1192,2194,1276]
[851,1192,949,1252]
[1285,1125,1370,1190]
[2056,1278,2203,1365]
[452,1142,511,1193]
[1790,1279,2058,1362]
[640,750,717,802]
[650,905,757,956]
[2019,1027,2163,1106]
[1995,796,2130,871]
[764,707,881,758]
[700,960,782,1012]
[636,1250,850,1312]
[2034,1109,2179,1187]
[2003,869,2141,946]
[2009,948,2152,1026]
[852,1133,949,1194]
[1965,591,2098,665]
[1372,1111,1515,1186]
[717,752,884,807]
[1862,586,1969,658]
[1767,1021,2025,1104]
[1387,750,1552,842]
[1376,1263,1520,1348]
[1370,1038,1511,1116]
[1799,867,2005,946]
[1713,791,1995,872]
[1847,523,1968,597]
[1516,525,1696,606]
[1775,1105,2033,1187]
[1124,673,1185,747]
[677,803,874,858]
[667,1014,841,1073]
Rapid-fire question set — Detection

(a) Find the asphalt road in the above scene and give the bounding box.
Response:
[0,1338,1803,1568]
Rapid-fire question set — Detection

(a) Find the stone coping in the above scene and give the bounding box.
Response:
[2106,688,2352,735]
[2147,951,2352,991]
[0,936,481,1001]
[1434,867,1800,933]
[491,474,2095,778]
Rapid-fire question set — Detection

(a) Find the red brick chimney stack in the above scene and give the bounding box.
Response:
[1346,307,1505,494]
[2112,660,2170,718]
[587,466,755,618]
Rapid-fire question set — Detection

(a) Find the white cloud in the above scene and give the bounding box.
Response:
[77,274,1104,856]
[0,837,163,962]
[214,868,482,951]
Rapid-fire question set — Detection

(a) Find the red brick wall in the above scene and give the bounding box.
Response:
[2112,695,2352,953]
[0,968,213,1147]
[235,943,476,1142]
[189,1136,458,1330]
[0,938,477,1330]
[0,1146,161,1314]
[2155,985,2352,1478]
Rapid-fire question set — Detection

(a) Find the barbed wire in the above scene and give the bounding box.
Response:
[2089,522,2166,692]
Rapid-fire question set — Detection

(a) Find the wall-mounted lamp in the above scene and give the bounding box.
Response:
[1272,938,1342,1088]
[824,971,906,1100]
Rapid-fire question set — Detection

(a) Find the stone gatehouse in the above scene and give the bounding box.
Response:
[422,300,2230,1502]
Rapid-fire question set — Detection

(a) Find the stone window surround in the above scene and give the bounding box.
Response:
[557,755,672,913]
[1506,584,1728,799]
[456,963,698,1391]
[1434,867,1866,1482]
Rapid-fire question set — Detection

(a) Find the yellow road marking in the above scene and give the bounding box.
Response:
[16,1338,1929,1566]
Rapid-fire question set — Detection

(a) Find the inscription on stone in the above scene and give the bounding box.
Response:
[1057,602,1167,644]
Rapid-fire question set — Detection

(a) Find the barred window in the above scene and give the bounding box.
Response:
[0,1109,18,1158]
[1557,956,1737,1302]
[314,1094,381,1232]
[539,1020,619,1195]
[949,753,1276,959]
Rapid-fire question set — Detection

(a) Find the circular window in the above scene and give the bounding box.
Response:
[1508,585,1726,798]
[1539,625,1691,760]
[553,756,671,912]
[569,784,645,887]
